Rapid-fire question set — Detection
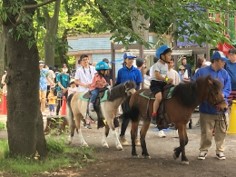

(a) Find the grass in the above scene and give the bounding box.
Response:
[0,122,5,131]
[0,135,95,177]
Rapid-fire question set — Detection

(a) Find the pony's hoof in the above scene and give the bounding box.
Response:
[132,155,140,158]
[181,161,189,165]
[143,155,151,159]
[102,143,109,148]
[116,145,123,151]
[173,153,178,160]
[81,143,89,147]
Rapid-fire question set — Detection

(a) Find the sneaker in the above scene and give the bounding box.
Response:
[157,130,166,138]
[198,151,207,160]
[119,136,129,146]
[89,103,95,112]
[216,152,226,160]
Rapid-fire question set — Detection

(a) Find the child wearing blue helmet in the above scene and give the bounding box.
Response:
[150,45,173,127]
[89,61,109,112]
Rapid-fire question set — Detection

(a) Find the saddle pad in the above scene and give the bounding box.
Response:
[79,90,109,102]
[166,86,175,99]
[139,90,155,100]
[139,87,175,100]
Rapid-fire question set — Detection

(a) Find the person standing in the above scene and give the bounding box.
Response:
[225,48,236,104]
[55,66,70,115]
[167,58,180,85]
[39,61,54,114]
[47,88,57,116]
[116,52,143,145]
[181,56,192,78]
[192,51,231,160]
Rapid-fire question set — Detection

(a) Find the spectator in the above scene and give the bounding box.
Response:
[116,52,143,145]
[178,65,190,83]
[39,61,54,113]
[225,48,236,103]
[47,88,57,116]
[167,58,180,85]
[55,66,70,115]
[192,51,231,160]
[181,56,192,78]
[1,70,7,96]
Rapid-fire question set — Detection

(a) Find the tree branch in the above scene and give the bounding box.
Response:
[16,0,60,24]
[24,0,60,9]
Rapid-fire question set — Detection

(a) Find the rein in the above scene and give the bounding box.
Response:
[214,99,226,106]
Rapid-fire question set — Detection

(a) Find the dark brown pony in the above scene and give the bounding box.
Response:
[126,75,228,164]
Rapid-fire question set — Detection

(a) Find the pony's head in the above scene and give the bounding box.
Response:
[123,81,136,96]
[200,76,228,111]
[109,81,136,101]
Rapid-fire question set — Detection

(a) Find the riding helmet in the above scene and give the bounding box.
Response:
[95,61,110,71]
[156,45,171,59]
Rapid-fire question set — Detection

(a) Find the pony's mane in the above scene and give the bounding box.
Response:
[108,83,126,101]
[172,82,198,107]
[108,81,136,101]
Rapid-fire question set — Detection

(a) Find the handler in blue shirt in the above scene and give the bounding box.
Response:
[116,52,143,146]
[225,48,236,103]
[192,51,231,161]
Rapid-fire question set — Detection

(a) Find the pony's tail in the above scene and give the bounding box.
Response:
[66,94,76,137]
[122,104,140,122]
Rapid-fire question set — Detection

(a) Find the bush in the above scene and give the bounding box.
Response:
[0,122,5,131]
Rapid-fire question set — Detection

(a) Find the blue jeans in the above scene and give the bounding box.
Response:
[90,89,99,103]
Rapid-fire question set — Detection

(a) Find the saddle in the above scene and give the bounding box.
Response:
[82,88,110,129]
[139,84,175,129]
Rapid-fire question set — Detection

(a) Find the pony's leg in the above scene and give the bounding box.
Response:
[139,120,151,159]
[78,128,88,147]
[131,121,139,157]
[174,124,189,164]
[101,125,109,148]
[111,128,123,151]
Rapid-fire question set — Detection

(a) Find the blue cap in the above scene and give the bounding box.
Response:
[123,52,137,59]
[211,51,228,62]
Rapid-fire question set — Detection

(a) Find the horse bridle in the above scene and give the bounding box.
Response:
[207,86,225,107]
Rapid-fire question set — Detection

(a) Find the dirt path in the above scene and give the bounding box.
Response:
[1,113,236,177]
[62,113,236,177]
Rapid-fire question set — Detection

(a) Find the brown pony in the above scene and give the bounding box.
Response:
[126,76,228,164]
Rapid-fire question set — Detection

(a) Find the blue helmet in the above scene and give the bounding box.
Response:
[95,61,109,71]
[156,45,171,59]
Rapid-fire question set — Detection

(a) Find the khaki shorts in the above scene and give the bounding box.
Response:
[39,90,47,101]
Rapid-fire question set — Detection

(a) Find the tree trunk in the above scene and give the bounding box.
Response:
[3,0,47,158]
[44,0,61,66]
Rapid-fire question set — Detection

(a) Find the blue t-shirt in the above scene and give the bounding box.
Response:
[192,65,231,114]
[39,68,49,91]
[225,60,236,90]
[116,66,143,90]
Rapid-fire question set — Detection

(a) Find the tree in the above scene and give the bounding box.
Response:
[1,0,59,158]
[43,0,61,66]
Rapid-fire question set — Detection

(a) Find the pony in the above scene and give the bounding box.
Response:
[66,81,136,150]
[125,76,228,164]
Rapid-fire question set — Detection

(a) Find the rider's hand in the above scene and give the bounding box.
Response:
[167,78,173,84]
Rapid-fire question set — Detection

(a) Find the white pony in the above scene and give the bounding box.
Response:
[66,81,136,150]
